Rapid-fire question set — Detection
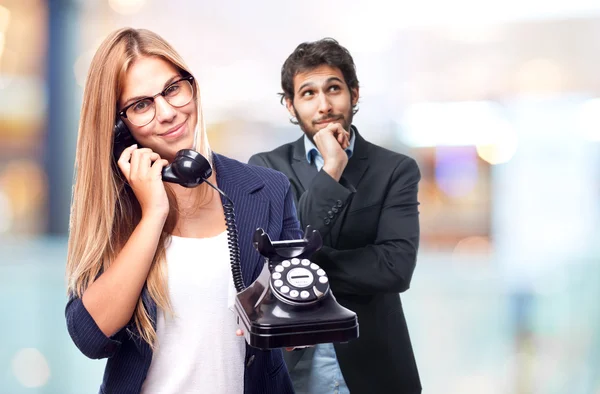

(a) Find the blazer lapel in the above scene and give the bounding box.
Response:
[291,137,318,192]
[213,153,269,287]
[342,126,369,189]
[329,127,369,247]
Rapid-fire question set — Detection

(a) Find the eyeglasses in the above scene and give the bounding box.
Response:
[118,75,195,127]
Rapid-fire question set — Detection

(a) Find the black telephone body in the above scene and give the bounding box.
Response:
[234,227,359,349]
[113,119,359,349]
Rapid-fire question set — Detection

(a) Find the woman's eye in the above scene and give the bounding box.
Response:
[133,99,151,112]
[165,84,181,96]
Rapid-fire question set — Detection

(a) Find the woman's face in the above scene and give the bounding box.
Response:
[118,56,198,161]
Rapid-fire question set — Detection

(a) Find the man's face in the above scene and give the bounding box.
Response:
[286,65,359,141]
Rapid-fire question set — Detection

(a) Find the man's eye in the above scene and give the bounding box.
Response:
[302,90,314,97]
[328,85,340,92]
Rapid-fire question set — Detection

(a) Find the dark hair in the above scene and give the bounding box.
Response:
[280,38,359,112]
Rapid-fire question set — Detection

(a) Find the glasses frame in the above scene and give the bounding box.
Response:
[118,75,195,127]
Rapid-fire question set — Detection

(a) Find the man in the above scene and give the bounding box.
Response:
[249,38,422,394]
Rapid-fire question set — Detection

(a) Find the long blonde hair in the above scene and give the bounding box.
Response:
[66,28,210,348]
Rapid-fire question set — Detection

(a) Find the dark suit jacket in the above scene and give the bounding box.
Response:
[65,153,303,394]
[249,127,422,394]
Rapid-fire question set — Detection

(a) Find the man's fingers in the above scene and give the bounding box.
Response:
[337,131,349,146]
[323,123,349,148]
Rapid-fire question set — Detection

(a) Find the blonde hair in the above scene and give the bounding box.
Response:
[66,28,210,348]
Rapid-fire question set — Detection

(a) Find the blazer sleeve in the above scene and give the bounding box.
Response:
[296,170,354,240]
[65,292,124,359]
[249,153,353,240]
[312,157,421,295]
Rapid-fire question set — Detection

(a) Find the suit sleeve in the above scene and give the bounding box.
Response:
[313,157,421,295]
[296,170,354,239]
[248,153,267,168]
[249,152,354,239]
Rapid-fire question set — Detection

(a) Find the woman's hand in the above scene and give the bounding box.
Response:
[117,144,170,219]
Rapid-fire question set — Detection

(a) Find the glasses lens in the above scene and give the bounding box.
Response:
[165,80,194,108]
[126,98,155,126]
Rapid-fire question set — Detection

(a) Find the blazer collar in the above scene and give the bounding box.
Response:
[212,152,264,197]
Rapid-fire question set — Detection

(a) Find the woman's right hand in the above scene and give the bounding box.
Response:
[117,144,170,219]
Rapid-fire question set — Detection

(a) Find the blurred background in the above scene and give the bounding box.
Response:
[1,0,600,393]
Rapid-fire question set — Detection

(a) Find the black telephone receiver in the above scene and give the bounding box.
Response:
[113,119,211,188]
[114,119,359,349]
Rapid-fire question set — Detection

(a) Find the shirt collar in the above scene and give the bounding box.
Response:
[304,125,356,164]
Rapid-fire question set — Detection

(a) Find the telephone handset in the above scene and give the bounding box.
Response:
[113,120,359,349]
[113,119,211,187]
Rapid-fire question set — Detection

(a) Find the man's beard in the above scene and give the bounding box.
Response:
[294,107,353,144]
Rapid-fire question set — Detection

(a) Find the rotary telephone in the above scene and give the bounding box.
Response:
[113,120,359,349]
[234,227,359,349]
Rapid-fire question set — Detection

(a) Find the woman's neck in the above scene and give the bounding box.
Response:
[168,171,227,238]
[170,172,219,216]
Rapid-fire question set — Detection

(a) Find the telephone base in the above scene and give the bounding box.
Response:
[234,295,359,350]
[234,227,360,350]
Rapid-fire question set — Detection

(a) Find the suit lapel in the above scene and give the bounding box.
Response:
[342,127,369,189]
[330,127,370,246]
[291,137,317,192]
[213,153,269,287]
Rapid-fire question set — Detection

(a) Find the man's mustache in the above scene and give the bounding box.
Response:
[312,115,344,125]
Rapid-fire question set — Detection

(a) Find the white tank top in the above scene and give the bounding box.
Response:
[141,232,245,394]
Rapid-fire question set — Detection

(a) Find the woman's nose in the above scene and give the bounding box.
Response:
[154,96,176,122]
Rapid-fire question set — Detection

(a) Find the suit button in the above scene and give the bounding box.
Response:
[324,218,331,225]
[332,207,339,213]
[336,200,343,207]
[327,211,334,218]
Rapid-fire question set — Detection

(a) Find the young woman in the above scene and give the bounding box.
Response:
[65,27,300,394]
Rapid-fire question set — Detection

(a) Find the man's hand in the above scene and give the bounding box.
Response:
[313,123,350,182]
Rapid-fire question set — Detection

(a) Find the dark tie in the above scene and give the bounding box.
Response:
[307,149,319,176]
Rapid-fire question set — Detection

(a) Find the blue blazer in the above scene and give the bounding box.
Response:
[65,153,302,394]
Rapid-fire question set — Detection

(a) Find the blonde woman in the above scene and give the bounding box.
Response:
[65,28,301,394]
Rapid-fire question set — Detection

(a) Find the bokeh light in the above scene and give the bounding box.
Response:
[11,348,51,388]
